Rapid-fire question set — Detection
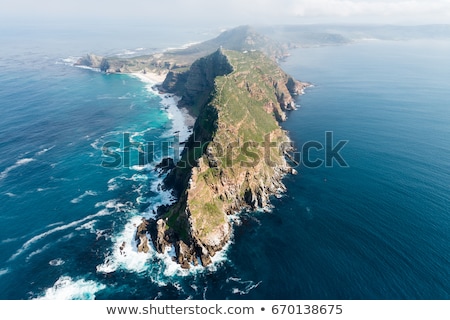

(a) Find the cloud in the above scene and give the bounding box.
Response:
[291,0,450,23]
[1,0,450,25]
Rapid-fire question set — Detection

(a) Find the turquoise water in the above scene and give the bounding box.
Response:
[0,28,449,299]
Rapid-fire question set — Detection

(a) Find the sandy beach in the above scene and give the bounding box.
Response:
[130,71,196,152]
[131,71,167,84]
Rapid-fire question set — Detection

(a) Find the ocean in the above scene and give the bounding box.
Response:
[0,26,449,299]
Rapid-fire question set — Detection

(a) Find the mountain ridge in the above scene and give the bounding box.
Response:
[75,25,288,75]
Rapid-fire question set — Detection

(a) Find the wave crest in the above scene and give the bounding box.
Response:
[34,276,105,300]
[0,158,35,180]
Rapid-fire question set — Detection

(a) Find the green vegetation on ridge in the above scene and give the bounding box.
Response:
[162,48,296,253]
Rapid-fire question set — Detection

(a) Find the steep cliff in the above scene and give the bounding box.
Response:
[146,48,306,268]
[161,48,233,117]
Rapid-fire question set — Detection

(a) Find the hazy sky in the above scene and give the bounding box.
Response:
[2,0,450,26]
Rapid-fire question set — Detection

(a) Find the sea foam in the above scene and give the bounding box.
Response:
[0,158,35,180]
[96,216,151,274]
[0,268,10,277]
[8,209,112,262]
[49,258,65,266]
[70,190,98,204]
[35,276,106,300]
[35,145,55,156]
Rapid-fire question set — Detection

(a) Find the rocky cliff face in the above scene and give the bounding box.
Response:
[145,49,306,268]
[74,54,108,71]
[168,48,233,116]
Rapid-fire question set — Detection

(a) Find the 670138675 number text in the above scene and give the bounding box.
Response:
[271,304,343,315]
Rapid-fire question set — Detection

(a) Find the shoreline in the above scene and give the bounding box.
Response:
[97,71,201,276]
[130,70,236,273]
[130,71,195,148]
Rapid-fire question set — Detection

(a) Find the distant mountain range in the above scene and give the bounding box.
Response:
[76,24,450,75]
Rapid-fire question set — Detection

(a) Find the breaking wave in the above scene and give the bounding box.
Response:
[34,276,106,300]
[0,158,35,180]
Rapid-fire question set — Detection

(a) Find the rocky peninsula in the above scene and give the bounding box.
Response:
[76,26,308,268]
[153,48,306,268]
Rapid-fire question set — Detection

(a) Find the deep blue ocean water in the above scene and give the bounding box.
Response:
[0,26,449,299]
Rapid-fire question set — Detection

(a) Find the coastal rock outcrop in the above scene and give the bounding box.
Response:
[135,219,150,253]
[75,54,103,69]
